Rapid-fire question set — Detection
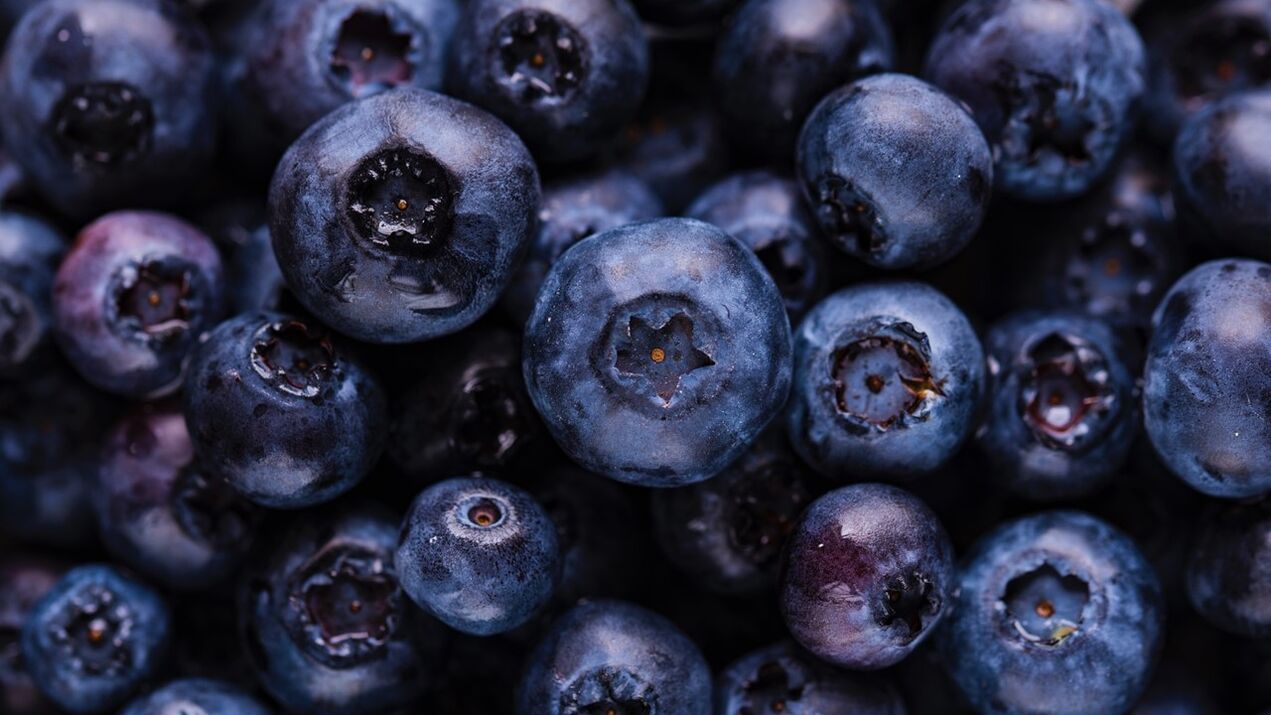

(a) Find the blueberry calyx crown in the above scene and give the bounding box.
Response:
[1064,211,1163,316]
[1170,14,1271,103]
[995,73,1095,170]
[458,495,508,529]
[738,660,807,714]
[561,666,654,715]
[345,148,455,256]
[815,175,886,258]
[725,463,811,569]
[50,82,154,168]
[876,571,939,641]
[451,370,533,467]
[1018,332,1115,451]
[250,320,336,399]
[47,584,134,677]
[285,544,399,667]
[329,10,416,96]
[112,259,193,342]
[493,10,588,105]
[831,321,944,433]
[1001,563,1089,647]
[0,281,39,367]
[612,310,716,406]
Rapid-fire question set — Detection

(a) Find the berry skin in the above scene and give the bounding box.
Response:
[713,0,894,162]
[20,564,172,714]
[183,312,388,509]
[779,483,955,670]
[606,100,731,214]
[797,73,993,270]
[1173,90,1271,258]
[716,640,907,715]
[119,678,271,715]
[239,505,445,713]
[686,170,828,322]
[0,211,64,378]
[516,599,712,715]
[785,281,984,480]
[0,0,217,218]
[268,88,539,344]
[977,311,1140,501]
[1185,497,1271,638]
[924,0,1146,201]
[523,218,792,487]
[52,211,225,399]
[448,0,649,162]
[396,476,562,635]
[0,555,63,715]
[939,511,1163,715]
[198,201,287,315]
[96,403,260,591]
[1143,259,1271,498]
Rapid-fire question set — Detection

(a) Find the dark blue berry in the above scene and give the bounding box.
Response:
[198,201,287,315]
[0,210,64,378]
[119,678,271,715]
[716,640,906,715]
[0,555,63,715]
[1185,496,1271,637]
[606,99,730,214]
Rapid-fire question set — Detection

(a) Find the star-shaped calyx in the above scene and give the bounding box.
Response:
[614,312,714,404]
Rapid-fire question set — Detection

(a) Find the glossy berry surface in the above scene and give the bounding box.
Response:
[940,511,1163,715]
[924,0,1146,201]
[786,281,984,480]
[523,218,792,486]
[20,564,172,714]
[716,640,906,715]
[269,88,539,343]
[779,483,954,669]
[52,211,224,399]
[1144,259,1271,498]
[516,599,712,715]
[0,211,64,378]
[396,476,561,635]
[1185,497,1271,637]
[183,312,387,509]
[119,678,271,715]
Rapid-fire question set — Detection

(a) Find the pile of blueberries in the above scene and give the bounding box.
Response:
[1,0,1270,712]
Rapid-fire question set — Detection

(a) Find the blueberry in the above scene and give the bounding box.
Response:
[516,599,712,715]
[0,210,64,378]
[0,1,42,42]
[713,0,893,161]
[396,476,561,635]
[523,218,792,487]
[606,99,731,214]
[686,170,828,321]
[797,73,992,270]
[716,640,906,715]
[779,483,954,669]
[652,429,822,596]
[0,555,63,715]
[448,0,649,162]
[119,678,271,715]
[1185,497,1271,638]
[504,168,664,326]
[1173,90,1271,258]
[977,311,1139,501]
[240,504,445,713]
[786,281,984,480]
[268,88,539,344]
[21,564,172,714]
[1143,259,1271,498]
[97,403,261,591]
[939,511,1163,715]
[0,0,217,218]
[632,0,738,26]
[52,211,225,399]
[198,201,287,315]
[388,327,543,485]
[924,0,1146,201]
[183,312,388,509]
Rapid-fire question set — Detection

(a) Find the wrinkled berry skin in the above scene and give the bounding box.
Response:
[448,0,649,162]
[786,282,984,480]
[119,678,271,715]
[0,556,63,715]
[940,511,1163,715]
[0,211,64,378]
[52,211,224,399]
[0,0,216,218]
[1144,259,1271,498]
[516,599,712,715]
[978,311,1139,501]
[396,476,561,635]
[716,641,906,715]
[713,0,893,162]
[779,483,954,670]
[652,429,821,595]
[504,169,663,326]
[1173,90,1271,258]
[97,403,260,591]
[240,505,444,714]
[183,312,388,509]
[924,0,1146,201]
[523,218,792,487]
[686,171,827,322]
[269,88,539,344]
[797,73,992,270]
[21,564,172,714]
[1185,497,1271,637]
